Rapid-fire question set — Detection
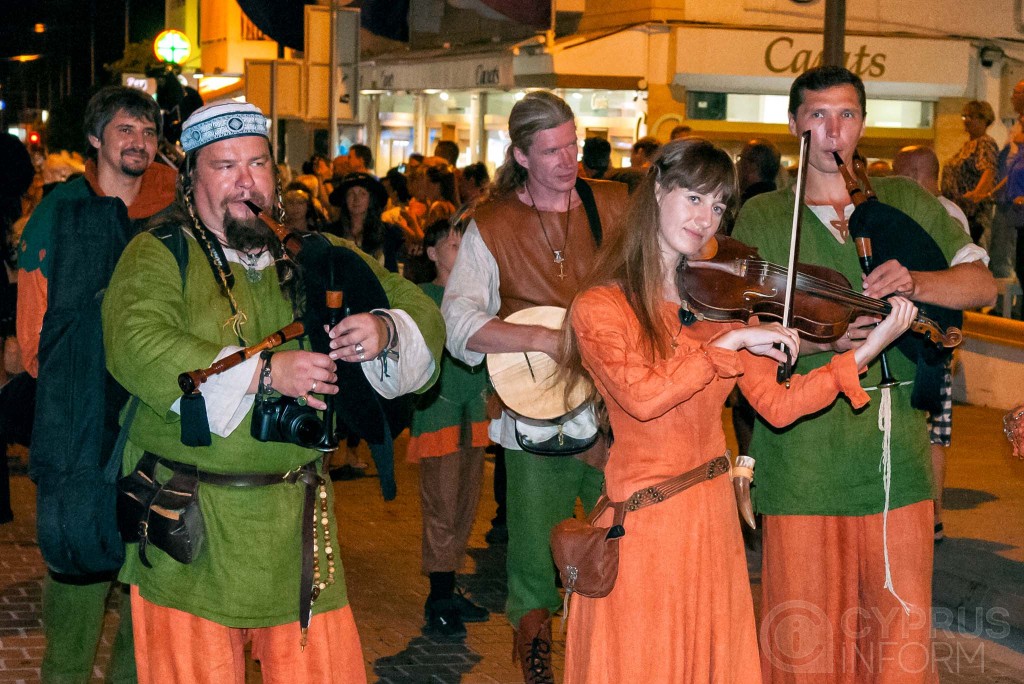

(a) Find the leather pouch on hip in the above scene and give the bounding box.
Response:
[117,452,205,568]
[549,499,625,599]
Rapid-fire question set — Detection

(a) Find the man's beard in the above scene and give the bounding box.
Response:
[224,210,276,252]
[119,150,150,178]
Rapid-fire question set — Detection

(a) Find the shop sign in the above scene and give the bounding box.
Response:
[673,27,970,95]
[475,64,502,86]
[363,56,513,91]
[764,36,885,78]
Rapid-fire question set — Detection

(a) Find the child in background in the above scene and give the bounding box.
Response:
[407,219,491,636]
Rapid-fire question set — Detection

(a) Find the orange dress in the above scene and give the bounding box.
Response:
[564,286,869,684]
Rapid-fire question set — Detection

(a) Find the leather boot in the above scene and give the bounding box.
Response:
[512,608,554,684]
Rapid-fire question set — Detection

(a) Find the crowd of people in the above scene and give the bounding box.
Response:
[0,64,1012,684]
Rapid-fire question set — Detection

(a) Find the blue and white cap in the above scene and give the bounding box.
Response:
[180,100,270,153]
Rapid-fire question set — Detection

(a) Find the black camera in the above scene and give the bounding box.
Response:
[251,396,325,449]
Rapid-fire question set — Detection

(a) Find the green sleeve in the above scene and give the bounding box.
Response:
[732,193,788,264]
[329,235,445,393]
[102,232,226,420]
[19,178,86,277]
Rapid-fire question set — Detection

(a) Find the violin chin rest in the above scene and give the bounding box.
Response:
[694,236,719,261]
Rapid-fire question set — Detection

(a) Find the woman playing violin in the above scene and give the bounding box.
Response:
[559,137,916,683]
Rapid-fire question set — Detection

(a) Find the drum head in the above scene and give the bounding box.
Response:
[487,306,590,420]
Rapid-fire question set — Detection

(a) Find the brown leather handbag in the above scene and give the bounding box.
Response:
[550,497,625,599]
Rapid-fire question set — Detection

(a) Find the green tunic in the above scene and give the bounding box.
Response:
[732,176,971,516]
[408,283,488,449]
[102,229,444,627]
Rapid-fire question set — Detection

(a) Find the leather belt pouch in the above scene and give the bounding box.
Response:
[117,452,204,568]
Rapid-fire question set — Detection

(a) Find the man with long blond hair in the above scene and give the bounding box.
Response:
[441,90,626,682]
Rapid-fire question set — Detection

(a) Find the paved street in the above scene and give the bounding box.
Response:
[1,404,1023,683]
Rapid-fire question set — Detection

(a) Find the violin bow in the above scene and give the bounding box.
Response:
[776,130,812,386]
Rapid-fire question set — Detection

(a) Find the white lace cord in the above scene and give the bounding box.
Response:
[877,386,912,615]
[560,589,572,635]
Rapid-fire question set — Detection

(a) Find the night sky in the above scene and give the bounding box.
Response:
[0,0,166,123]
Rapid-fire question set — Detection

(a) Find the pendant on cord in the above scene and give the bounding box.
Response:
[553,250,566,280]
[240,252,265,283]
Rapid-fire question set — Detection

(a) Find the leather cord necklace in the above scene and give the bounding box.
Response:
[524,183,572,281]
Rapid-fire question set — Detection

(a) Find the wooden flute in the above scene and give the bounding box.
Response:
[177,320,306,394]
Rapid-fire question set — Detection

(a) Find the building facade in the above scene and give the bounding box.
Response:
[169,0,1024,175]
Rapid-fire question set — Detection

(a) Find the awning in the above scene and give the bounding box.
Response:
[360,27,649,93]
[361,48,516,92]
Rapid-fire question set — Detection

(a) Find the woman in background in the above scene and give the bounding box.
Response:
[942,100,999,245]
[328,172,406,274]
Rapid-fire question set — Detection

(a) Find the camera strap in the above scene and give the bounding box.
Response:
[256,350,275,404]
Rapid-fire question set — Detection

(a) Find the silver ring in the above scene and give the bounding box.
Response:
[846,330,852,340]
[358,352,366,361]
[354,342,365,355]
[310,380,318,393]
[296,394,309,407]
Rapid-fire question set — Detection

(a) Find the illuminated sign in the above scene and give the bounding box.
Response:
[154,30,192,65]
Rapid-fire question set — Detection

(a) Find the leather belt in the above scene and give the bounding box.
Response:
[590,452,732,521]
[144,452,324,640]
[143,452,321,487]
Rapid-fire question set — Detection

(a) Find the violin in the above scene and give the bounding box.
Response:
[675,235,962,348]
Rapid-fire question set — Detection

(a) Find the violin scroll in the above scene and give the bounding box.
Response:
[911,320,961,349]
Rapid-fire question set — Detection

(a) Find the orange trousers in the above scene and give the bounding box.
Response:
[759,500,938,684]
[130,588,367,684]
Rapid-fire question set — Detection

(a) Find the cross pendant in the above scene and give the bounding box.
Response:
[557,262,566,280]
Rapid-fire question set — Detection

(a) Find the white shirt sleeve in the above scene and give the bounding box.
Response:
[360,308,435,399]
[439,221,598,449]
[935,196,990,266]
[440,222,500,366]
[170,346,260,438]
[937,196,971,236]
[950,242,990,267]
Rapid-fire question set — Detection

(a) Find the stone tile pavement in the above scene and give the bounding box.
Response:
[2,405,1024,682]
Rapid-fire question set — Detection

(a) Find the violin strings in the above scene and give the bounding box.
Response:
[746,260,890,312]
[692,256,948,342]
[743,259,948,338]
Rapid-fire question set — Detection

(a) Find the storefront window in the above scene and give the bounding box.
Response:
[378,129,413,172]
[686,91,934,129]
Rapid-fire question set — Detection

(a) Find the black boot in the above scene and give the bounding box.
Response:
[423,597,466,637]
[423,572,466,637]
[452,586,489,622]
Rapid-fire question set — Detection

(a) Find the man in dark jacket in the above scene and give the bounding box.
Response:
[18,86,176,684]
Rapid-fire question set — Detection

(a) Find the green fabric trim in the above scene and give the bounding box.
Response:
[19,177,91,277]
